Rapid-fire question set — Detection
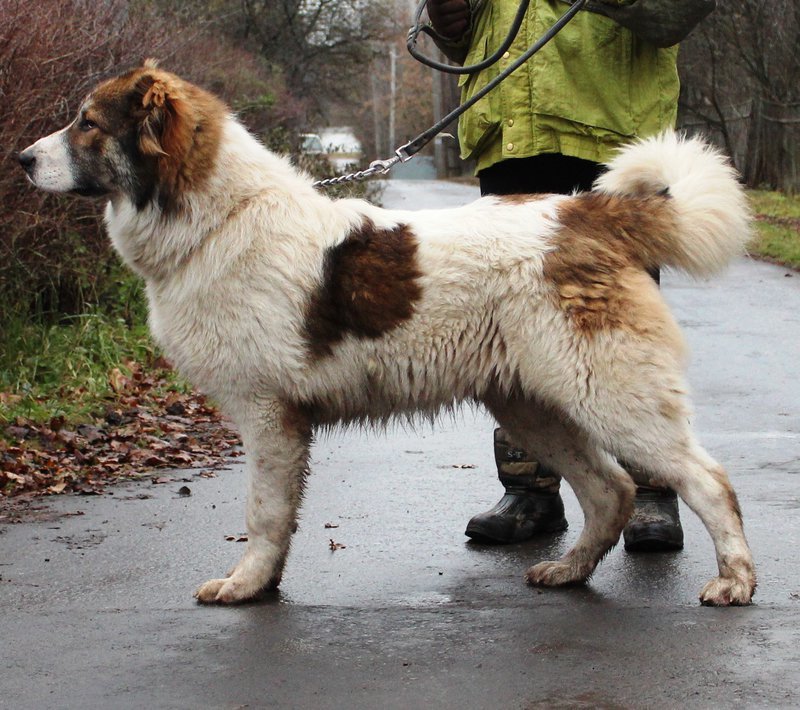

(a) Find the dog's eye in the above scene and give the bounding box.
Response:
[79,118,98,132]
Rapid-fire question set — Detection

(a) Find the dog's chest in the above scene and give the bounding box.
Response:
[146,283,304,400]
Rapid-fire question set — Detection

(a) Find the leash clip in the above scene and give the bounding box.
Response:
[368,156,401,174]
[394,143,416,163]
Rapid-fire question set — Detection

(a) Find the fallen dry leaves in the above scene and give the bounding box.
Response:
[1,360,241,500]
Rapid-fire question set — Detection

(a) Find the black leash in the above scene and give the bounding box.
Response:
[313,0,587,188]
[407,0,534,75]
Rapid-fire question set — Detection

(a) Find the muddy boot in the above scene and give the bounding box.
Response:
[623,485,684,552]
[465,429,568,544]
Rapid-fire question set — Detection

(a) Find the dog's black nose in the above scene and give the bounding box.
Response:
[18,150,36,173]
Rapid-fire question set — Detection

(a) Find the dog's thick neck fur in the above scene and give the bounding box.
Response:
[105,117,347,283]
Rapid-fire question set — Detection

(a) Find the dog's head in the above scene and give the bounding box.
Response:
[18,60,226,211]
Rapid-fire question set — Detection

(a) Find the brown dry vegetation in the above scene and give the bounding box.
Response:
[0,0,301,322]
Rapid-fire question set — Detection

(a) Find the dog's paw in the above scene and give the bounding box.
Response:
[194,578,231,604]
[194,573,281,605]
[699,575,755,606]
[525,560,587,587]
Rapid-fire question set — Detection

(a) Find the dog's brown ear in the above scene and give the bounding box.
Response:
[135,71,194,161]
[137,75,170,156]
[130,65,225,211]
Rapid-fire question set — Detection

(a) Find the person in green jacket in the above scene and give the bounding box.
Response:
[427,0,685,551]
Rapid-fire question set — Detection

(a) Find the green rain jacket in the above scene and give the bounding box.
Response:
[441,0,680,172]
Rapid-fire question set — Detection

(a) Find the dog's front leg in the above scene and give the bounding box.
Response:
[195,399,311,604]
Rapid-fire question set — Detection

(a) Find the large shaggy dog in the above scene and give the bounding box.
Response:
[19,62,756,606]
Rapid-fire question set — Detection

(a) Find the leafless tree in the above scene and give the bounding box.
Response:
[237,0,394,112]
[679,0,800,190]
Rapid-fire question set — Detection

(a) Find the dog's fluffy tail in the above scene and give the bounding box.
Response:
[594,132,752,277]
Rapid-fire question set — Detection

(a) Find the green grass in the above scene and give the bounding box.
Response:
[748,189,800,269]
[749,190,800,219]
[0,310,183,426]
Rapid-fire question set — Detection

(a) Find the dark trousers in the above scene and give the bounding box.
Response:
[478,153,603,197]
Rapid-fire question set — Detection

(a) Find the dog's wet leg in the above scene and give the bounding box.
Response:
[597,402,756,606]
[525,448,635,587]
[638,443,755,606]
[485,396,635,586]
[195,399,311,604]
[691,467,756,606]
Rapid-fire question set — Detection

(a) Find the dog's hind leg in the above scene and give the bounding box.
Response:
[680,451,756,606]
[195,398,311,604]
[616,433,756,606]
[577,373,756,606]
[526,448,635,587]
[485,397,636,586]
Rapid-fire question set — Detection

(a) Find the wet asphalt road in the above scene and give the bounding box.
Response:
[1,179,799,709]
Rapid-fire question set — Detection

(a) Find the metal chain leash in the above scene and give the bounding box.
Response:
[312,155,403,189]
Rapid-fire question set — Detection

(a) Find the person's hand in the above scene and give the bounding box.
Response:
[427,0,470,39]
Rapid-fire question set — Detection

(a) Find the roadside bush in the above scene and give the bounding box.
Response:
[3,0,149,321]
[0,0,303,325]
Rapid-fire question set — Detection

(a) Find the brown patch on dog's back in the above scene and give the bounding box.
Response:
[498,193,548,204]
[305,219,422,358]
[544,192,678,334]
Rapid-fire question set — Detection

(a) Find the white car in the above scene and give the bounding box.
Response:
[319,127,364,172]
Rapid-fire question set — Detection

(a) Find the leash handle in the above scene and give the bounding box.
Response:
[407,0,532,75]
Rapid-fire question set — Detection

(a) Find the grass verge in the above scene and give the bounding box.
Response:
[0,311,181,425]
[0,310,242,500]
[748,189,800,269]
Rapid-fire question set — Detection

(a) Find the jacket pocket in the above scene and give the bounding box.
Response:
[534,12,636,138]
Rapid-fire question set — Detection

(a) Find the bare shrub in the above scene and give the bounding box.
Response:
[0,0,300,321]
[679,0,800,190]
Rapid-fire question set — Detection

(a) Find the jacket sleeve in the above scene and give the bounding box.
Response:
[428,0,484,65]
[580,0,716,48]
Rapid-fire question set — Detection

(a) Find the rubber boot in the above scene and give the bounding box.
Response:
[623,485,684,552]
[465,429,568,544]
